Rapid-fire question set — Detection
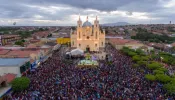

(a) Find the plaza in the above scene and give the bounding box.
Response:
[7,44,173,100]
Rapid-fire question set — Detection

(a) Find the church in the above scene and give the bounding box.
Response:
[71,16,105,52]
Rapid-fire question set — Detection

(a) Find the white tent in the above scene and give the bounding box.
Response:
[71,49,84,56]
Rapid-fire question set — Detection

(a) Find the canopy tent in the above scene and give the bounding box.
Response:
[70,49,84,56]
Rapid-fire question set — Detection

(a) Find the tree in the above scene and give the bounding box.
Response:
[145,74,156,81]
[132,55,140,62]
[15,41,24,46]
[137,61,147,66]
[128,52,137,57]
[151,54,159,60]
[147,62,163,70]
[157,67,168,72]
[141,56,149,61]
[153,70,164,74]
[136,49,145,56]
[163,83,175,95]
[133,64,139,68]
[155,74,171,83]
[21,39,25,42]
[150,50,155,54]
[11,77,30,92]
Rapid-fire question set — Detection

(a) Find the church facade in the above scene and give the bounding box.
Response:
[71,16,105,52]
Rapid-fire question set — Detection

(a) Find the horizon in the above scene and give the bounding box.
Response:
[0,0,175,26]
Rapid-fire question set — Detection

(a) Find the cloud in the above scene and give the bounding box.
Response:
[0,0,174,25]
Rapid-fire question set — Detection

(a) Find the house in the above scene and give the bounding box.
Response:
[0,58,30,77]
[109,38,144,50]
[33,31,51,39]
[0,35,21,46]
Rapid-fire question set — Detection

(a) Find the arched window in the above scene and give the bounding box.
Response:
[95,44,97,47]
[102,42,103,46]
[79,44,81,47]
[96,32,98,39]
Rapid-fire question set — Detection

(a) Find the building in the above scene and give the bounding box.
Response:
[0,35,21,46]
[32,31,51,39]
[0,58,30,77]
[57,37,70,44]
[71,16,105,52]
[109,38,145,50]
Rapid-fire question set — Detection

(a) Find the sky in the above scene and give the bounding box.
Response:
[0,0,175,26]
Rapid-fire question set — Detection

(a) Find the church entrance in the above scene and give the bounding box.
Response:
[86,45,90,52]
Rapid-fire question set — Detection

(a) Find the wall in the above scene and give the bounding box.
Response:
[125,43,144,50]
[57,38,70,44]
[115,45,124,50]
[77,40,99,51]
[0,66,20,77]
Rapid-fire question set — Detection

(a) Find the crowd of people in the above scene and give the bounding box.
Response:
[7,44,174,99]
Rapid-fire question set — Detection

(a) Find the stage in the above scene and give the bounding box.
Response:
[77,60,99,68]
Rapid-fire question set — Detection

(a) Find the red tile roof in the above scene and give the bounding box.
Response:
[109,38,130,45]
[2,35,20,38]
[0,50,10,55]
[7,50,40,58]
[33,31,50,38]
[29,39,40,43]
[109,38,141,45]
[3,73,16,83]
[27,44,38,48]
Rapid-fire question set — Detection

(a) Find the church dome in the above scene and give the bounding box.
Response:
[82,21,92,27]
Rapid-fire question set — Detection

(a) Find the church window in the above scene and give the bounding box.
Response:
[96,32,98,39]
[95,44,97,47]
[79,44,81,47]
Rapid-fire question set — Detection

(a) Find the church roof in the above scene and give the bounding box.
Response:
[82,21,92,27]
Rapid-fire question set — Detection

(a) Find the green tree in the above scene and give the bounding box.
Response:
[15,41,24,46]
[163,83,175,95]
[141,56,149,61]
[147,62,163,70]
[132,55,140,62]
[136,49,145,56]
[145,74,156,81]
[153,70,164,74]
[155,74,171,83]
[137,61,147,66]
[133,64,139,68]
[21,39,25,42]
[11,77,30,92]
[128,52,137,57]
[157,67,168,72]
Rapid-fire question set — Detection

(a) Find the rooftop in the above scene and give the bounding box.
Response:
[3,73,16,83]
[0,50,10,55]
[109,38,141,45]
[109,38,130,45]
[6,50,40,58]
[0,58,29,67]
[83,21,92,27]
